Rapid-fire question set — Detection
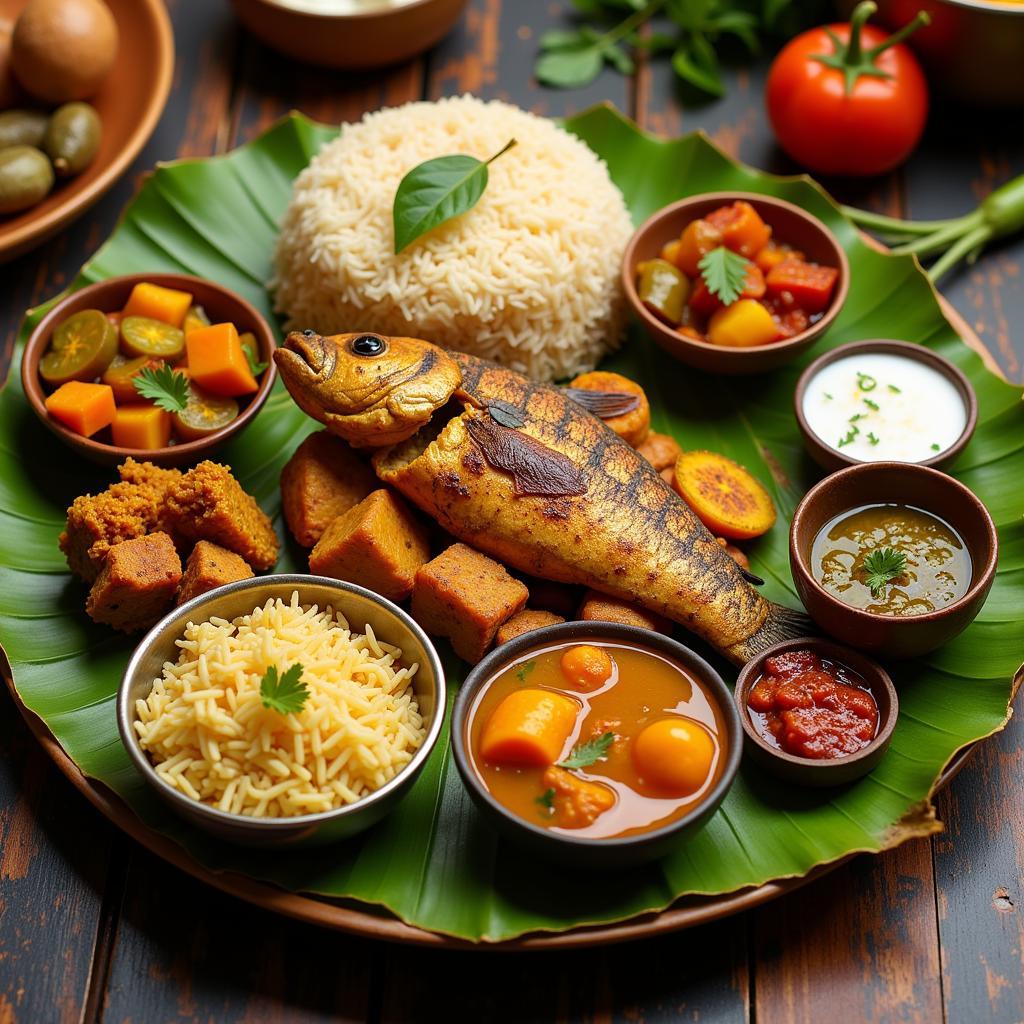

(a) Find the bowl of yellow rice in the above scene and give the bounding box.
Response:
[117,574,445,846]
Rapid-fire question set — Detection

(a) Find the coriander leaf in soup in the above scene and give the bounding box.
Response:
[698,245,750,305]
[516,659,536,682]
[260,662,309,715]
[393,140,516,253]
[535,787,556,814]
[862,548,907,599]
[558,731,614,771]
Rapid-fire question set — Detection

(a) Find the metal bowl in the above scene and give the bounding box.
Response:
[117,574,446,847]
[843,0,1024,107]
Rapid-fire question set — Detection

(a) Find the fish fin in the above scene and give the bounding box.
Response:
[725,602,816,665]
[563,388,642,419]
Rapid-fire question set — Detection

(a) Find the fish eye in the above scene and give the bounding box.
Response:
[351,334,387,357]
[303,328,315,337]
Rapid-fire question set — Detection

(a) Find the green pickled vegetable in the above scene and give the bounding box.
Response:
[120,316,185,360]
[636,258,690,325]
[39,309,118,386]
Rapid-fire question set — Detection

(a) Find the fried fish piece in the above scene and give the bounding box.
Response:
[176,540,254,606]
[163,461,278,570]
[495,608,565,645]
[60,459,182,582]
[85,532,182,633]
[578,589,672,635]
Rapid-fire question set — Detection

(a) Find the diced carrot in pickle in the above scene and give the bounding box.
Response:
[479,688,579,766]
[675,218,724,276]
[122,282,194,328]
[706,201,772,257]
[707,299,779,348]
[185,322,258,397]
[44,381,116,438]
[765,260,838,313]
[542,765,615,829]
[111,403,172,450]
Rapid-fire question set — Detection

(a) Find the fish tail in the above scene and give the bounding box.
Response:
[723,602,815,666]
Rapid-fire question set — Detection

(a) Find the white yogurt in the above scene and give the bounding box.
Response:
[268,0,420,13]
[801,352,967,463]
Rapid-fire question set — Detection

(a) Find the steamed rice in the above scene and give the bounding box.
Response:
[272,96,634,382]
[134,593,425,818]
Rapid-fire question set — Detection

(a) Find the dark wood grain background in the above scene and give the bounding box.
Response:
[1,1,1021,1020]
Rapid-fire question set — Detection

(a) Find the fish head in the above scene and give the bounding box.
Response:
[274,331,463,447]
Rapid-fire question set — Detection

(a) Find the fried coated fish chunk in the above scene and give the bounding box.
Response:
[635,432,682,472]
[495,608,565,646]
[578,589,672,635]
[176,540,254,606]
[60,459,182,582]
[85,532,182,633]
[309,489,430,602]
[164,461,278,570]
[280,430,377,548]
[412,543,529,663]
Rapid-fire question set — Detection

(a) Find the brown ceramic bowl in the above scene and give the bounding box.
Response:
[790,462,998,658]
[794,339,978,473]
[22,273,276,468]
[621,192,849,376]
[734,637,898,787]
[0,0,174,262]
[229,0,470,69]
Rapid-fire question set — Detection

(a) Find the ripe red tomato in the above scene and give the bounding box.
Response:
[766,7,929,177]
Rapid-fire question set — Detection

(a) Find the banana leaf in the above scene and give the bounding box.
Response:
[1,105,1020,943]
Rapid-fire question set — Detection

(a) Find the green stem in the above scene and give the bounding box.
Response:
[600,0,663,49]
[980,174,1024,239]
[841,205,968,237]
[864,10,932,60]
[844,1,877,65]
[927,224,990,282]
[484,138,517,166]
[891,211,984,258]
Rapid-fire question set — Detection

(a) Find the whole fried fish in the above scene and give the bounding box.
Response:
[275,331,810,665]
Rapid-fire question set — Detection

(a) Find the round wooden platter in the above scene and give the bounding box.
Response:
[3,293,1018,950]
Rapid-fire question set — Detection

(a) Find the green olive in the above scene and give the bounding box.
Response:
[0,146,54,215]
[0,109,49,150]
[636,258,690,326]
[43,102,101,179]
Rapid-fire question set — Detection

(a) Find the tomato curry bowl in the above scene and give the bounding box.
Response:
[450,621,742,868]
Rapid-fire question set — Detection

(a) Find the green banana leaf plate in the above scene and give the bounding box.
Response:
[2,104,1021,947]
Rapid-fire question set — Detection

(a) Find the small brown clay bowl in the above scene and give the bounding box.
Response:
[229,0,470,69]
[22,273,276,468]
[794,339,978,473]
[0,0,175,262]
[790,462,998,659]
[733,637,898,788]
[621,192,849,376]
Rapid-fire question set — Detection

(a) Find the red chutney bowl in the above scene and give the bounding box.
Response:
[21,273,277,469]
[733,638,898,788]
[621,192,849,376]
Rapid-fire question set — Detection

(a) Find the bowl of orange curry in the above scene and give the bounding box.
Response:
[450,621,742,867]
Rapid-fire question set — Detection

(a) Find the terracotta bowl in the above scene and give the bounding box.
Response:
[733,637,898,788]
[450,620,742,869]
[621,192,849,376]
[22,273,277,468]
[0,0,174,262]
[794,339,978,474]
[229,0,470,69]
[790,462,998,658]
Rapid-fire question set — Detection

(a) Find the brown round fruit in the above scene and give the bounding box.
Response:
[11,0,119,104]
[0,26,20,108]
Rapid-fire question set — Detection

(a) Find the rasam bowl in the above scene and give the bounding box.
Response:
[450,620,742,869]
[117,575,446,847]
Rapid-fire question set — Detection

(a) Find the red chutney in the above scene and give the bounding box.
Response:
[746,650,878,760]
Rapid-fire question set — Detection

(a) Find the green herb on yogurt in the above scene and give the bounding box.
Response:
[867,432,880,445]
[823,392,833,400]
[838,425,860,448]
[931,442,941,451]
[863,397,880,411]
[848,412,865,423]
[856,371,877,392]
[888,384,902,393]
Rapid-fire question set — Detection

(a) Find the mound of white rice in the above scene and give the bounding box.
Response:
[272,96,634,382]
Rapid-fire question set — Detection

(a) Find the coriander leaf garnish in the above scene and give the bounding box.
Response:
[837,425,860,448]
[393,139,517,254]
[823,392,834,400]
[516,659,536,682]
[698,246,750,306]
[931,443,941,451]
[867,432,880,445]
[862,548,907,599]
[132,364,190,414]
[242,338,268,376]
[535,787,556,815]
[856,371,877,392]
[888,384,902,393]
[863,397,880,411]
[558,731,614,771]
[849,412,865,423]
[259,663,309,715]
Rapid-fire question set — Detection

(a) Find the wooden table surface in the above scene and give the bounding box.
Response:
[1,1,1021,1020]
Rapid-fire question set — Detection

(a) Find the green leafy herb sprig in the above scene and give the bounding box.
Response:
[132,364,189,414]
[535,0,826,97]
[259,663,309,715]
[242,337,268,376]
[699,245,750,305]
[558,731,614,771]
[535,787,556,815]
[392,139,516,254]
[861,548,907,599]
